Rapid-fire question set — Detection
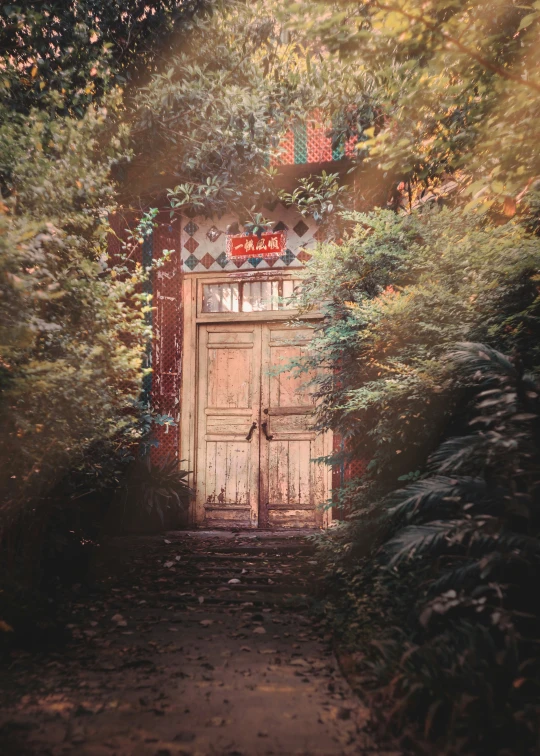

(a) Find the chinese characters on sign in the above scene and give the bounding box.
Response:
[226,231,287,260]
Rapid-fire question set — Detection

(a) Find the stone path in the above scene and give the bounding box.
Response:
[0,530,380,755]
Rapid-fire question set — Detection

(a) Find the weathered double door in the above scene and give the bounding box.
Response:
[196,323,326,528]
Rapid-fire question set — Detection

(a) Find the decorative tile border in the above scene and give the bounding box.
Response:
[180,202,318,273]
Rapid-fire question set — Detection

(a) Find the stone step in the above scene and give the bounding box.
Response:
[184,546,315,555]
[175,553,314,561]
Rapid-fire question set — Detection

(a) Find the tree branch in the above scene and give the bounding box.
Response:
[372,1,540,94]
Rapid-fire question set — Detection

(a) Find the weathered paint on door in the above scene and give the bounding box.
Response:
[196,323,325,528]
[196,325,261,528]
[260,326,325,528]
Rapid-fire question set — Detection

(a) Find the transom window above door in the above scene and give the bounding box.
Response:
[202,279,302,314]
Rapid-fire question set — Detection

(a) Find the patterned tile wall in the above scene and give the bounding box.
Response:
[180,202,321,273]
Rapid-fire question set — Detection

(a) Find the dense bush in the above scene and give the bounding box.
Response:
[296,204,540,752]
[297,205,540,512]
[0,86,147,566]
[368,343,540,752]
[0,3,199,592]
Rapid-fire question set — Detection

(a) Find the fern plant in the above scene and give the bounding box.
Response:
[365,342,540,752]
[382,342,539,564]
[113,456,194,533]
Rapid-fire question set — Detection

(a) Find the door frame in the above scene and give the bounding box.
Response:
[179,271,333,528]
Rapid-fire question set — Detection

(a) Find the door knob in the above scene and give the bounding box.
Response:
[261,421,274,441]
[246,421,257,441]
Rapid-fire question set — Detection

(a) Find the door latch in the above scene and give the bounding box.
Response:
[246,421,257,441]
[261,421,274,441]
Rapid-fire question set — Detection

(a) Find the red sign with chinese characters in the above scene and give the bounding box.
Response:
[226,231,286,259]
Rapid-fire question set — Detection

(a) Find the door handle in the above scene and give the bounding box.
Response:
[246,421,257,441]
[261,421,274,441]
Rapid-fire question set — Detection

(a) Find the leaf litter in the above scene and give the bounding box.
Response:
[0,531,376,754]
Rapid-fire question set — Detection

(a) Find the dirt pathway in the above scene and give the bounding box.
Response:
[0,530,381,756]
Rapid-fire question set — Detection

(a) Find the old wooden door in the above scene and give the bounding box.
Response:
[196,322,325,528]
[196,324,262,528]
[259,325,325,528]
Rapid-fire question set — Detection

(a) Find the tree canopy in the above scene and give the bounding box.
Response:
[286,0,540,212]
[129,1,324,215]
[0,1,210,116]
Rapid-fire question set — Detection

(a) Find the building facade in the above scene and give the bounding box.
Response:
[111,123,360,529]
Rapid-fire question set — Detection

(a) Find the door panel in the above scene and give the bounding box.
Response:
[196,325,261,527]
[268,330,314,408]
[260,325,325,528]
[268,439,312,506]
